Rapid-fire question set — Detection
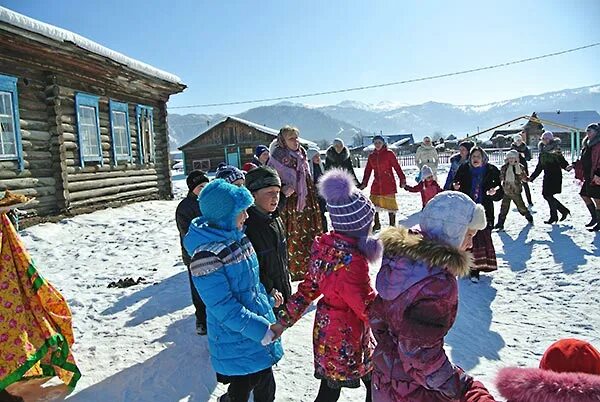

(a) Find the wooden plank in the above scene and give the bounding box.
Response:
[67,174,159,192]
[0,177,56,188]
[67,168,158,182]
[20,129,51,142]
[68,187,159,208]
[68,181,159,201]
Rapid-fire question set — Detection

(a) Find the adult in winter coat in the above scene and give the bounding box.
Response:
[273,169,380,402]
[415,136,439,181]
[184,179,284,402]
[360,135,406,230]
[494,150,533,230]
[404,165,442,209]
[369,191,495,402]
[307,146,329,232]
[268,126,323,280]
[245,167,292,308]
[325,138,359,185]
[576,123,600,231]
[496,338,600,402]
[510,132,533,205]
[453,147,503,281]
[175,169,210,335]
[444,141,474,190]
[529,131,572,224]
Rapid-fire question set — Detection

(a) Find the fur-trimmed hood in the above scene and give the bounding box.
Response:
[326,145,351,163]
[379,227,471,278]
[496,366,600,402]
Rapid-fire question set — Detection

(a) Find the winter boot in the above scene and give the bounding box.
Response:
[588,210,600,232]
[585,203,598,227]
[559,208,571,222]
[493,218,505,231]
[196,318,207,336]
[469,270,480,283]
[372,212,381,232]
[388,212,396,227]
[525,213,533,225]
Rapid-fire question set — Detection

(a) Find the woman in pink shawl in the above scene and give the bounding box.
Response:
[268,126,323,280]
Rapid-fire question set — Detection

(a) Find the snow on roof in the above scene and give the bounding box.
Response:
[179,116,317,149]
[0,6,183,85]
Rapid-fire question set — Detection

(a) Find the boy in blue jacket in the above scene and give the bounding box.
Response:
[184,179,284,402]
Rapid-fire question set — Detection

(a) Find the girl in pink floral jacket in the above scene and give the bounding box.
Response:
[274,169,381,401]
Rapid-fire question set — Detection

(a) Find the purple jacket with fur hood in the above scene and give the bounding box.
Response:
[369,227,495,402]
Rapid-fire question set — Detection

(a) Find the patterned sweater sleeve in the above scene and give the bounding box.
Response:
[190,250,270,343]
[277,263,322,328]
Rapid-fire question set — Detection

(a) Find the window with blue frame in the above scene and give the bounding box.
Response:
[75,93,102,166]
[0,74,24,170]
[109,100,132,163]
[136,105,155,164]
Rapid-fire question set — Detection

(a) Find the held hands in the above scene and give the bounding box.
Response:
[270,289,284,308]
[486,187,498,196]
[270,323,285,341]
[452,182,461,190]
[565,165,573,172]
[358,183,367,190]
[593,175,600,185]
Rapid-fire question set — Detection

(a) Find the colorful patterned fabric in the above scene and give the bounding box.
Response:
[470,228,497,272]
[278,232,376,388]
[369,195,398,212]
[280,177,323,280]
[0,213,80,391]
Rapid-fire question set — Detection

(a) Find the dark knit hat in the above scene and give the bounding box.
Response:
[216,163,245,184]
[373,135,386,144]
[186,170,209,192]
[245,166,281,192]
[459,140,474,152]
[318,168,375,237]
[255,145,269,158]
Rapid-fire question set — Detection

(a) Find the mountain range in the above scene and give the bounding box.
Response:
[167,84,600,149]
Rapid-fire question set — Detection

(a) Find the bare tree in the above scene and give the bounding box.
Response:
[431,131,443,142]
[317,139,330,150]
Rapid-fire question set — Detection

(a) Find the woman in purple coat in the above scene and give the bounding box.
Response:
[369,192,496,402]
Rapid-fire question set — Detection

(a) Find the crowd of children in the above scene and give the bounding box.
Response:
[171,125,600,402]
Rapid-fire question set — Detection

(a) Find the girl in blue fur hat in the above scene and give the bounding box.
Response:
[184,179,283,402]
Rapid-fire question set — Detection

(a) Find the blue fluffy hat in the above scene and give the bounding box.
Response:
[199,179,254,230]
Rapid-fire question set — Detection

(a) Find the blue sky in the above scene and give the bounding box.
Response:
[2,0,599,114]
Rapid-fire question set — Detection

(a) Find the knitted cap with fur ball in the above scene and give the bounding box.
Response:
[199,179,254,231]
[318,168,375,237]
[419,191,486,248]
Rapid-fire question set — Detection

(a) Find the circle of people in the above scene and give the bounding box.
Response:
[175,123,600,402]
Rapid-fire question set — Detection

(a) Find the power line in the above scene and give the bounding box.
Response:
[168,42,600,110]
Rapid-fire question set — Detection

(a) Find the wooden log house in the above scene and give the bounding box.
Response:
[0,7,186,217]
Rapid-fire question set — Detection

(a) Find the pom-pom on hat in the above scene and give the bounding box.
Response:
[186,170,209,192]
[318,168,375,237]
[199,179,254,231]
[419,191,486,248]
[216,164,245,184]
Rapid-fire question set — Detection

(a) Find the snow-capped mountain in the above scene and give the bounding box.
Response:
[167,84,600,147]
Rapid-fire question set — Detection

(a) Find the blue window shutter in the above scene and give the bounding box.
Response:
[109,100,132,164]
[74,93,102,166]
[136,105,154,164]
[0,74,24,171]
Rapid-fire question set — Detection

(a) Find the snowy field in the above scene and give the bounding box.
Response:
[7,164,600,402]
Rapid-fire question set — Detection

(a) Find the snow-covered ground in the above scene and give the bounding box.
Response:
[7,166,600,401]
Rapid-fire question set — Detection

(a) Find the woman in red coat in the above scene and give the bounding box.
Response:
[360,135,406,230]
[273,169,381,401]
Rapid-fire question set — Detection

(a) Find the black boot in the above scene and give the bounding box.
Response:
[585,203,598,227]
[525,213,534,225]
[494,218,505,231]
[372,212,381,232]
[588,210,600,232]
[559,208,571,222]
[389,212,396,227]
